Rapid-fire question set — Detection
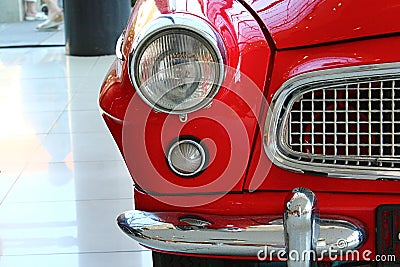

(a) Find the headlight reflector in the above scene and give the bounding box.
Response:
[130,19,225,114]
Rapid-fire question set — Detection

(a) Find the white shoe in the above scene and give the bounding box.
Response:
[36,13,63,30]
[25,12,48,21]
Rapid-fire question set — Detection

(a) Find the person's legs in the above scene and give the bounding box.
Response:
[36,0,63,30]
[42,0,62,19]
[25,0,47,20]
[25,0,37,17]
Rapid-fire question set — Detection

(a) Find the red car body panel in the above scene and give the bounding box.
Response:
[245,35,400,194]
[245,0,400,49]
[99,0,400,261]
[100,0,272,194]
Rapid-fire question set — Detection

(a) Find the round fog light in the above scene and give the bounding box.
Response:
[167,139,206,177]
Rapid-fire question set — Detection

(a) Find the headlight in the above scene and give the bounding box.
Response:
[129,15,226,114]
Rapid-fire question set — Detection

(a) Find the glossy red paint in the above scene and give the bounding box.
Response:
[244,0,400,49]
[100,0,271,194]
[99,0,400,261]
[245,35,400,194]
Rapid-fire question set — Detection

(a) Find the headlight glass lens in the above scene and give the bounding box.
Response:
[131,29,223,113]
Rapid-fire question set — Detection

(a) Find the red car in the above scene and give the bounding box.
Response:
[99,0,400,266]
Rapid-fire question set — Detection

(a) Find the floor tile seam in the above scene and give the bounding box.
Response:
[47,102,78,134]
[48,129,110,134]
[0,160,32,205]
[0,249,150,257]
[26,159,125,165]
[23,159,126,165]
[1,197,134,205]
[26,159,125,164]
[41,108,68,135]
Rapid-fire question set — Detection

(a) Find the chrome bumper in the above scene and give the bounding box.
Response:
[117,188,365,264]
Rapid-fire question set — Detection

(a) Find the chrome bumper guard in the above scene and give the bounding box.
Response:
[117,188,365,265]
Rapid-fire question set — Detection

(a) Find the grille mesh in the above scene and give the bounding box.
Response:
[287,80,400,168]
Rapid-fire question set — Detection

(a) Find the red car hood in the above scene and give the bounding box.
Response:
[245,0,400,49]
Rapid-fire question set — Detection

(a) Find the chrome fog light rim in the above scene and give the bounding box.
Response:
[167,139,207,177]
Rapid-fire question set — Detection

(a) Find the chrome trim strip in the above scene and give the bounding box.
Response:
[117,211,365,258]
[115,32,125,61]
[128,14,226,115]
[99,108,124,124]
[264,62,400,180]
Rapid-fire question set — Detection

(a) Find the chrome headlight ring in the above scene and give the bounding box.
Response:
[129,14,226,115]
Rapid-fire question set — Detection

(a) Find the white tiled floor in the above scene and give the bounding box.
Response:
[0,47,152,266]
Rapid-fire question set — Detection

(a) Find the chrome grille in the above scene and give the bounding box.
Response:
[289,81,400,161]
[264,63,400,179]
